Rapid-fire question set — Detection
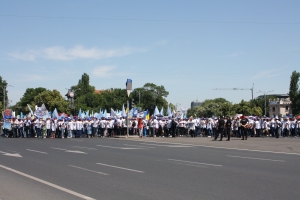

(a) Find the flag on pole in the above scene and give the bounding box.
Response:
[111,108,118,118]
[52,108,59,119]
[167,106,172,117]
[27,104,34,116]
[78,108,82,118]
[121,104,127,117]
[146,111,150,121]
[154,106,160,116]
[103,109,107,118]
[160,107,164,116]
[133,107,139,117]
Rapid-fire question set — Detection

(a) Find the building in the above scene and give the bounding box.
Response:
[268,96,292,117]
[257,94,289,100]
[191,100,202,109]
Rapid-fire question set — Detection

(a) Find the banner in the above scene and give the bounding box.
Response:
[3,121,11,130]
[4,109,12,119]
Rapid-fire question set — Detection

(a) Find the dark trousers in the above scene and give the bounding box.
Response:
[47,129,51,138]
[108,128,113,137]
[114,127,120,136]
[92,127,97,137]
[241,127,247,140]
[256,129,261,137]
[76,130,82,138]
[214,128,224,140]
[36,128,41,137]
[12,127,18,138]
[190,129,195,137]
[18,127,23,138]
[25,126,30,137]
[226,128,231,140]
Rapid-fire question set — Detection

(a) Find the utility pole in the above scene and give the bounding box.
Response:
[126,79,132,138]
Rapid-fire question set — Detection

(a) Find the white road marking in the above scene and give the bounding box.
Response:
[26,149,48,154]
[72,146,97,150]
[68,165,109,175]
[169,161,208,169]
[97,145,146,150]
[124,144,155,148]
[142,141,194,146]
[168,159,223,167]
[0,164,95,200]
[226,155,285,162]
[51,147,68,151]
[96,163,145,173]
[65,150,87,154]
[140,143,195,148]
[51,147,87,154]
[128,140,300,156]
[0,151,22,157]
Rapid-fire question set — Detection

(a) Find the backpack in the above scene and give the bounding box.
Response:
[132,121,136,127]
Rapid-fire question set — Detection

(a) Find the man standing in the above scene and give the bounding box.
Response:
[213,116,225,141]
[240,116,249,140]
[225,116,232,141]
[187,116,196,138]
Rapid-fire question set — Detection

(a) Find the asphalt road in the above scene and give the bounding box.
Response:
[1,136,300,200]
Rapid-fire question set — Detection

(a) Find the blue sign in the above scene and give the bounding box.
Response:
[126,79,132,90]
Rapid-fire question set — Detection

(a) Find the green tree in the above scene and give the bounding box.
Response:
[250,106,263,116]
[250,94,276,117]
[0,102,2,117]
[74,73,95,95]
[12,87,47,114]
[0,76,8,109]
[132,83,169,115]
[288,70,300,115]
[34,90,70,114]
[219,102,234,116]
[98,88,128,111]
[232,100,252,116]
[187,98,234,118]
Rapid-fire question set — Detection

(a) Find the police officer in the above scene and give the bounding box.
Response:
[213,116,225,141]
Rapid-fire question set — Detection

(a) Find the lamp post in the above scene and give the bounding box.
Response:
[258,90,273,116]
[66,88,81,116]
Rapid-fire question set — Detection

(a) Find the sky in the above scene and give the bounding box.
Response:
[1,0,299,110]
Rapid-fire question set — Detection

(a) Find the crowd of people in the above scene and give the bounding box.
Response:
[1,115,300,140]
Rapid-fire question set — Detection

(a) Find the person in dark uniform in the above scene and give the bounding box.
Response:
[213,116,225,141]
[225,116,232,141]
[240,116,249,140]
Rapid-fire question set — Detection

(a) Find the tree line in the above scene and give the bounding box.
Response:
[8,73,173,116]
[1,70,300,118]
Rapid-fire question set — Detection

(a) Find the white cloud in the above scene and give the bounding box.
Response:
[9,50,38,61]
[8,46,140,61]
[92,66,131,77]
[92,66,116,77]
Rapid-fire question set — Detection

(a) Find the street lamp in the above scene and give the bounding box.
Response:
[258,90,273,116]
[66,88,81,116]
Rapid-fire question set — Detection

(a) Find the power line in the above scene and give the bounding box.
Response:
[0,14,299,25]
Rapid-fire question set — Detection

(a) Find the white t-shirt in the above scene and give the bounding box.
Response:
[76,121,83,130]
[187,119,196,130]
